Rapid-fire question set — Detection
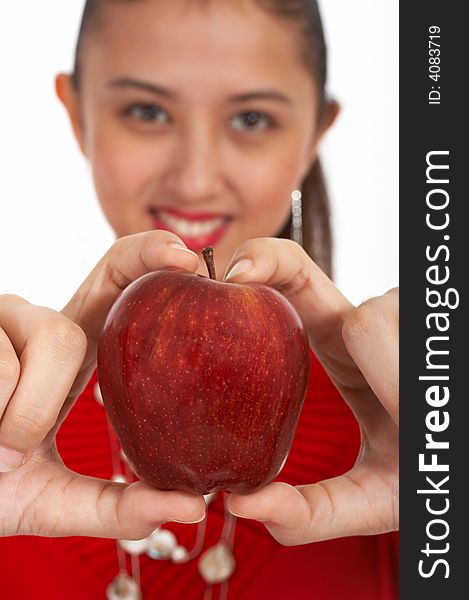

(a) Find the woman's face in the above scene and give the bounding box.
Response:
[58,0,328,276]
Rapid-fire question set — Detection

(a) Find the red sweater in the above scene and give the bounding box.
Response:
[0,352,398,599]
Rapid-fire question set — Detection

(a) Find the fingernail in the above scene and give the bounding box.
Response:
[168,242,198,257]
[0,445,25,472]
[224,259,253,281]
[172,513,206,525]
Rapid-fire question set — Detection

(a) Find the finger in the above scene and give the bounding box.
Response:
[0,326,20,418]
[228,464,398,545]
[224,239,353,345]
[0,298,86,468]
[342,289,399,424]
[62,231,199,370]
[223,238,357,385]
[21,461,207,539]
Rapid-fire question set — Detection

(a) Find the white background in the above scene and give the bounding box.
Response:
[0,0,398,310]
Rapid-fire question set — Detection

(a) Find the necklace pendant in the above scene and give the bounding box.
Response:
[106,573,142,600]
[118,536,150,556]
[198,542,236,585]
[146,528,178,560]
[112,474,128,484]
[172,545,190,564]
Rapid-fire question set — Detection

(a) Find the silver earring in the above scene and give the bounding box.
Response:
[290,189,303,246]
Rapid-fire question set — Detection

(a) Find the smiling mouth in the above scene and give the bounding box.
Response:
[148,207,232,251]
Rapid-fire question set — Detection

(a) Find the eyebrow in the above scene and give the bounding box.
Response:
[109,78,178,99]
[229,91,293,105]
[108,78,293,105]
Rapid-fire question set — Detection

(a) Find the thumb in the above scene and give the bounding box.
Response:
[223,238,353,355]
[227,467,398,546]
[25,462,206,539]
[227,482,313,546]
[62,231,199,348]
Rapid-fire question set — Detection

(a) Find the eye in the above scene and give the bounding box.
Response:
[228,111,274,133]
[125,104,170,124]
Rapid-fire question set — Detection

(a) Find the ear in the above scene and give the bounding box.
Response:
[318,98,341,140]
[55,73,87,156]
[304,99,341,173]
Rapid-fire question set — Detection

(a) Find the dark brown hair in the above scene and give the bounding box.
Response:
[72,0,333,276]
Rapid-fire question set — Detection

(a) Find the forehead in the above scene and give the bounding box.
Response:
[82,0,315,97]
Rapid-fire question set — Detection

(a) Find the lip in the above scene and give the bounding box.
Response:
[149,207,232,253]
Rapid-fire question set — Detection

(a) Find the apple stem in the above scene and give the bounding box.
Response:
[202,247,217,280]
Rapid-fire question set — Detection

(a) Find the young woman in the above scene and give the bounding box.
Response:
[0,1,398,598]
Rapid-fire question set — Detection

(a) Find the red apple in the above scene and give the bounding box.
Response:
[97,249,310,495]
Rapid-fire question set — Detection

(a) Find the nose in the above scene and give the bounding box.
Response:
[164,120,224,205]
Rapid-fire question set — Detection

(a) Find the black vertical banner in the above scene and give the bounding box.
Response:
[400,2,467,598]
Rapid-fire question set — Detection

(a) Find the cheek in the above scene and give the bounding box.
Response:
[88,127,155,224]
[235,146,305,233]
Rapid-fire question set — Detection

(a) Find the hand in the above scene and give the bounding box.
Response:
[224,239,398,545]
[0,232,206,538]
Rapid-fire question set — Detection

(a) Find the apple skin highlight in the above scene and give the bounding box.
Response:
[97,268,310,495]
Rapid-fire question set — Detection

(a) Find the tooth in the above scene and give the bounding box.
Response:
[167,214,178,228]
[179,221,194,236]
[199,222,211,235]
[192,222,206,236]
[157,211,225,238]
